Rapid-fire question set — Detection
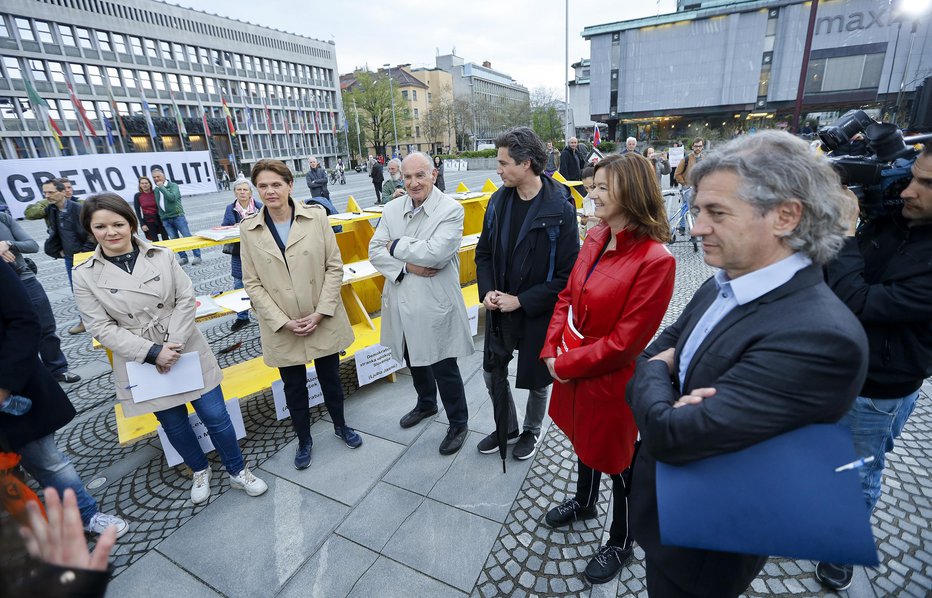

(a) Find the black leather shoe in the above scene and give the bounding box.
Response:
[399,406,438,429]
[439,426,467,455]
[54,371,81,383]
[815,562,854,590]
[230,318,250,332]
[584,544,632,584]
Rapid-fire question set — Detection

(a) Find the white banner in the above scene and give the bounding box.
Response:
[668,147,685,168]
[444,159,459,173]
[355,343,402,387]
[271,366,324,421]
[0,151,217,219]
[156,398,246,467]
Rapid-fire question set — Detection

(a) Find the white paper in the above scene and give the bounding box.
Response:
[330,212,365,221]
[468,305,479,336]
[212,289,251,313]
[363,205,385,213]
[194,226,240,241]
[460,233,481,249]
[125,352,205,403]
[355,344,402,386]
[156,398,246,467]
[270,366,324,421]
[343,260,378,282]
[668,146,685,167]
[195,295,226,318]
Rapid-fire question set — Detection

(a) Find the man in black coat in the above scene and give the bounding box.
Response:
[304,156,330,199]
[0,262,126,537]
[475,127,579,460]
[626,132,868,597]
[558,137,586,181]
[370,158,384,204]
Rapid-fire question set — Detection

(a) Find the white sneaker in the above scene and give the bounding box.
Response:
[191,467,211,504]
[229,466,267,497]
[84,511,129,538]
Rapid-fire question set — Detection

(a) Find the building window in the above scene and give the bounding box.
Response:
[805,53,885,93]
[130,36,143,56]
[96,31,112,52]
[198,47,209,65]
[121,68,135,89]
[106,67,120,88]
[152,72,166,91]
[112,33,127,54]
[173,43,185,62]
[86,65,103,86]
[234,54,243,69]
[401,90,408,100]
[414,108,419,119]
[205,78,216,94]
[60,62,79,84]
[160,41,172,61]
[180,75,192,93]
[412,90,417,101]
[15,18,35,42]
[168,73,180,92]
[427,92,432,102]
[194,76,205,93]
[144,38,157,58]
[1,57,21,78]
[75,27,92,50]
[139,71,152,90]
[35,21,54,44]
[0,18,9,38]
[29,59,47,82]
[415,125,420,137]
[186,45,197,64]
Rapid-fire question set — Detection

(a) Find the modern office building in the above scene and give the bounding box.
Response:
[568,58,595,140]
[0,0,344,176]
[435,54,530,148]
[583,0,932,141]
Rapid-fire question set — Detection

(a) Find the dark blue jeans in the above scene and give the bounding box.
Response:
[63,255,73,290]
[161,215,201,260]
[154,385,244,475]
[18,433,98,525]
[21,276,68,375]
[232,276,249,321]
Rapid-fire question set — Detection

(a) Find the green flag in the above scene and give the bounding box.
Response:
[24,78,49,109]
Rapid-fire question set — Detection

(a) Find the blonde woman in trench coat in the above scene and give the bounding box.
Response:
[239,160,362,471]
[73,194,267,505]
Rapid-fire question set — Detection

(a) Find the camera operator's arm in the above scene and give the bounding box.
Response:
[825,192,932,323]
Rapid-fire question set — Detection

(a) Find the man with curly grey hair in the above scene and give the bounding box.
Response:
[626,130,870,597]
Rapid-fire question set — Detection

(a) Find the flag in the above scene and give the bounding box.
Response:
[283,109,290,136]
[107,88,127,138]
[24,78,64,149]
[221,96,236,137]
[330,110,337,133]
[245,106,254,131]
[66,83,98,138]
[593,126,601,147]
[136,81,157,141]
[264,105,273,132]
[168,89,187,137]
[201,107,211,137]
[297,109,307,135]
[313,111,320,136]
[103,116,115,147]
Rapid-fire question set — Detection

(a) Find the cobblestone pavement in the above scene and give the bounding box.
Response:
[3,171,930,596]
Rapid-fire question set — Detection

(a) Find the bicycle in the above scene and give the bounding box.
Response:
[665,187,699,252]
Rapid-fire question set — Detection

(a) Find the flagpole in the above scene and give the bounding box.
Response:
[22,70,61,157]
[103,78,128,153]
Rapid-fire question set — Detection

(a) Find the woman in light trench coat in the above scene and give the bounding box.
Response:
[73,194,267,505]
[239,159,362,471]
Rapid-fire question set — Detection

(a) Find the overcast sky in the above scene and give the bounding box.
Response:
[170,0,678,93]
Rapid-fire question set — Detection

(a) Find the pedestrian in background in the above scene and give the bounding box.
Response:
[433,155,446,192]
[544,141,560,177]
[133,176,167,242]
[643,147,669,189]
[305,156,330,199]
[153,168,201,266]
[542,153,675,585]
[370,158,385,204]
[74,194,267,505]
[559,137,586,181]
[220,178,262,333]
[381,159,405,203]
[240,160,362,471]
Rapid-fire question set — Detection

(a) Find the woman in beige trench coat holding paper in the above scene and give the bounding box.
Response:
[239,159,362,472]
[73,194,267,505]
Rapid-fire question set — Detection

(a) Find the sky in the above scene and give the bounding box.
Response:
[170,0,678,93]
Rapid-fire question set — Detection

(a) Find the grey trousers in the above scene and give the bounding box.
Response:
[482,369,550,436]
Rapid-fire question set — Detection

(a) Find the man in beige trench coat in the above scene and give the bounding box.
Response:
[369,152,473,455]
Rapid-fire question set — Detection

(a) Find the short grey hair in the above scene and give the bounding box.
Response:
[626,137,637,144]
[232,177,252,191]
[308,155,318,163]
[387,158,402,169]
[690,130,848,265]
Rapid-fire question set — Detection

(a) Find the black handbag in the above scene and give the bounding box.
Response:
[222,243,238,256]
[43,233,63,259]
[24,257,38,274]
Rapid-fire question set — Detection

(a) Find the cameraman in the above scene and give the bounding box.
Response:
[819,145,932,590]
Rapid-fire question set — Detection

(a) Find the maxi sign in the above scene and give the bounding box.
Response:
[0,151,216,219]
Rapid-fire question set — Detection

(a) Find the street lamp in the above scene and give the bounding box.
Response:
[384,64,399,157]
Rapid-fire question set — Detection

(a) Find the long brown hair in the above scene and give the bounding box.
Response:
[593,154,670,243]
[80,193,139,234]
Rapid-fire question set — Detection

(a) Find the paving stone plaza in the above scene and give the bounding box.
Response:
[4,170,931,597]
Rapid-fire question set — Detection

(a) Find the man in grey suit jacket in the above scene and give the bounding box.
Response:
[626,131,869,598]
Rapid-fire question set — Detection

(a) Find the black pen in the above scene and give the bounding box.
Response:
[347,267,356,274]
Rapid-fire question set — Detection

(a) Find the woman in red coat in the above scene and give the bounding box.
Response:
[541,153,675,585]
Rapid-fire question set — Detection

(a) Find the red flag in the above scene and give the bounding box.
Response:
[221,96,236,137]
[330,110,337,133]
[593,127,601,147]
[283,109,290,136]
[313,111,320,136]
[202,109,211,137]
[66,83,98,137]
[298,110,307,135]
[264,105,273,131]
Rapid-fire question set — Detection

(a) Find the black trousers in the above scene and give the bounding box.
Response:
[372,181,382,202]
[404,345,468,428]
[575,459,633,548]
[278,352,345,445]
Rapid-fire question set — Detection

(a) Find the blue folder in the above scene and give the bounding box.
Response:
[656,423,879,566]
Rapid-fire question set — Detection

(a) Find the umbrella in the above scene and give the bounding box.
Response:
[484,310,512,473]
